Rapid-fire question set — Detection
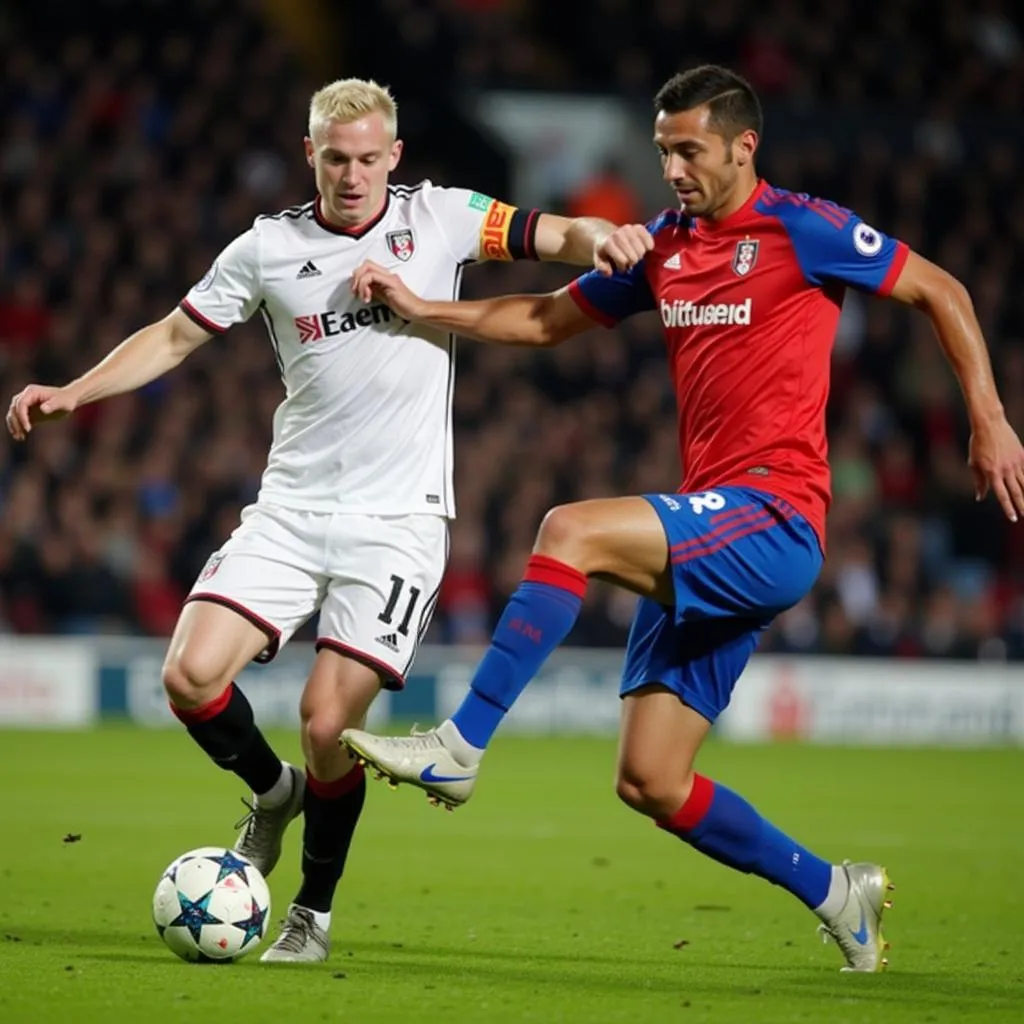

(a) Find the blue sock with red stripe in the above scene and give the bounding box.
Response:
[658,775,833,910]
[450,555,587,750]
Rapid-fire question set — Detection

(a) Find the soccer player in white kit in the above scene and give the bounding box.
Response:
[6,79,653,962]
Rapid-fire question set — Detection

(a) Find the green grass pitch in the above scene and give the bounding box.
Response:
[1,726,1022,1023]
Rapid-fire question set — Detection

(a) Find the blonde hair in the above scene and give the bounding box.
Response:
[308,78,398,140]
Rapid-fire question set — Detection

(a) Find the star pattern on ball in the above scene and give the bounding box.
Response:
[202,850,251,886]
[164,854,199,885]
[233,899,269,948]
[168,889,221,942]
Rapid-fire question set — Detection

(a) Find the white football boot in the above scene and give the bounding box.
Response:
[260,905,330,963]
[341,722,478,808]
[817,861,894,972]
[234,763,305,877]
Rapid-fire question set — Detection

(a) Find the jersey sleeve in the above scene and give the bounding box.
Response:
[179,227,262,334]
[782,201,909,296]
[567,262,656,327]
[428,186,540,264]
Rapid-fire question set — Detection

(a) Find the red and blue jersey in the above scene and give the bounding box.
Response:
[568,179,909,548]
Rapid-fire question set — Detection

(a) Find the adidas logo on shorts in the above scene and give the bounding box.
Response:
[375,632,400,653]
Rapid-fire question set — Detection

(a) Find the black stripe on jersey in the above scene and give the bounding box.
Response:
[439,260,464,518]
[256,201,315,223]
[399,522,450,680]
[258,300,286,380]
[507,207,542,261]
[388,182,427,200]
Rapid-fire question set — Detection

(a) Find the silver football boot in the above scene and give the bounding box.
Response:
[233,763,305,877]
[817,861,894,972]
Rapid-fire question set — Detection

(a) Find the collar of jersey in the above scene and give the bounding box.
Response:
[313,193,391,239]
[690,178,769,237]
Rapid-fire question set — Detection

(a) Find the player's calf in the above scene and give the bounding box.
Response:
[276,652,376,936]
[163,604,297,875]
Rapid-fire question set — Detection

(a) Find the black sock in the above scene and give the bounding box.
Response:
[295,766,367,913]
[170,682,283,794]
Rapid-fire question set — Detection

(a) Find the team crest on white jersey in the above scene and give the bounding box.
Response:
[732,238,759,276]
[197,552,225,582]
[386,228,415,262]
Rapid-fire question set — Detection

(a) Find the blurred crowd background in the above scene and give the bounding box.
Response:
[3,0,1024,659]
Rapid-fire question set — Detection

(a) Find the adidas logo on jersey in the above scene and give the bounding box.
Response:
[660,297,752,328]
[375,632,400,653]
[663,252,682,270]
[296,260,322,279]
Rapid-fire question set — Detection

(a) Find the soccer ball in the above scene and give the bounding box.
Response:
[152,846,271,962]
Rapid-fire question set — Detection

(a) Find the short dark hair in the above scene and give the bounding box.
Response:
[654,65,763,141]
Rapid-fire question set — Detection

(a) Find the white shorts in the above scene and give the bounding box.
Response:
[187,504,450,689]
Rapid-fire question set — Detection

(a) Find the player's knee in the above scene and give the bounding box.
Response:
[303,710,345,756]
[161,648,232,707]
[535,504,590,560]
[615,767,679,818]
[301,696,362,755]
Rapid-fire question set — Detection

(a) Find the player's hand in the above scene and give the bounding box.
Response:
[351,260,427,321]
[968,415,1024,522]
[594,224,654,276]
[5,384,77,441]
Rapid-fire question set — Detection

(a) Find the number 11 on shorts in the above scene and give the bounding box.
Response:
[378,574,421,637]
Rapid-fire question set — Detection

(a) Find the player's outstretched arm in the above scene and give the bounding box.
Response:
[888,251,1024,521]
[533,215,654,275]
[352,260,593,347]
[6,308,213,440]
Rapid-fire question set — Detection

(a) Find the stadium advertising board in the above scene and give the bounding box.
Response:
[0,638,96,726]
[2,637,1023,744]
[719,657,1024,744]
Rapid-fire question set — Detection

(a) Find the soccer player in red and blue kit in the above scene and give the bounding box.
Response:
[342,65,1024,971]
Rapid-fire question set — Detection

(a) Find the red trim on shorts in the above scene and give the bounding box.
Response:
[315,637,406,691]
[657,774,715,833]
[670,508,773,554]
[185,593,281,663]
[169,682,235,725]
[708,504,756,526]
[306,763,365,799]
[672,514,779,565]
[522,554,588,597]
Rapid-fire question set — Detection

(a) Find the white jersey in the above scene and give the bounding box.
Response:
[181,182,534,516]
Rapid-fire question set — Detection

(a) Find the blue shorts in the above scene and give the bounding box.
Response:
[620,487,822,722]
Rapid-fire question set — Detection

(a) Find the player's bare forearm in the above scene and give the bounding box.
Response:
[417,295,559,346]
[68,309,212,406]
[534,215,656,275]
[534,215,617,266]
[930,288,1003,425]
[889,252,1002,426]
[889,249,1024,520]
[417,289,592,347]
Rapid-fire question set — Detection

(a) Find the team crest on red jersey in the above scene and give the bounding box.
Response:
[386,229,415,262]
[732,238,760,277]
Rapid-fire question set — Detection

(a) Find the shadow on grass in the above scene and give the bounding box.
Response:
[9,927,1016,1010]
